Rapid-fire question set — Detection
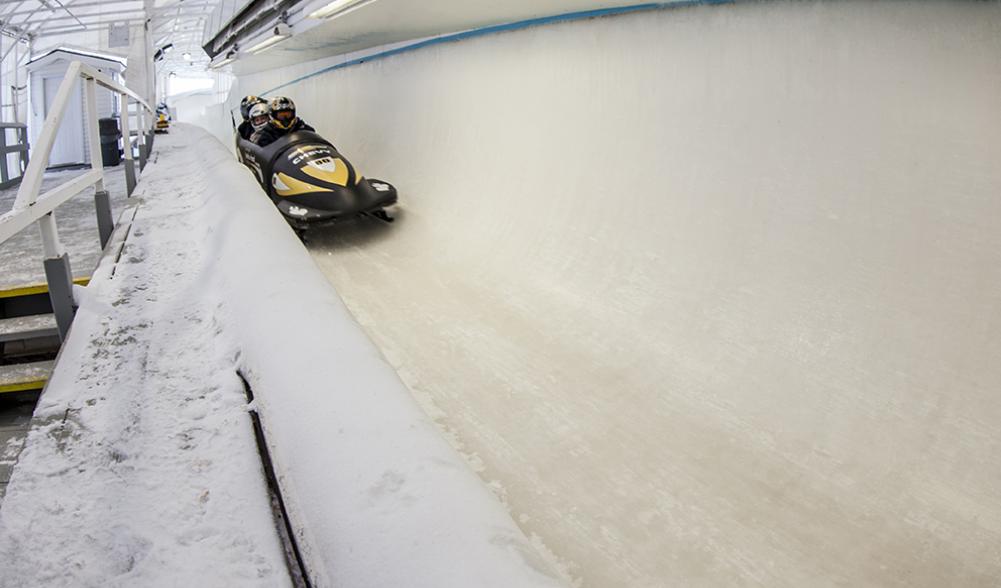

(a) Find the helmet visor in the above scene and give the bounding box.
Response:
[274,109,295,123]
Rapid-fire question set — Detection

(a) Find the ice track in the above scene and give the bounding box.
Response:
[227,2,1001,586]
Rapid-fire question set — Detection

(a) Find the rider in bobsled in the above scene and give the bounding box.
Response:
[247,102,271,143]
[253,96,314,147]
[238,95,267,140]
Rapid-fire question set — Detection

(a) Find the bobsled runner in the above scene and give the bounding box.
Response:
[235,130,398,233]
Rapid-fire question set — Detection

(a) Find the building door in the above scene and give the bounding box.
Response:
[42,76,85,166]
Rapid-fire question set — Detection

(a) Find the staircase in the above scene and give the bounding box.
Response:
[0,278,88,394]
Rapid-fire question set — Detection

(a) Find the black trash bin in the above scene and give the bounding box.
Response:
[99,117,121,167]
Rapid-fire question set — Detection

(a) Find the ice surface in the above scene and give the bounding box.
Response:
[228,2,1001,586]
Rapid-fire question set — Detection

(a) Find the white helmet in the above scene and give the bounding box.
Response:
[249,102,270,131]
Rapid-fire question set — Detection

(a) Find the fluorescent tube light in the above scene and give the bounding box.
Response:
[246,24,291,54]
[308,0,376,20]
[208,53,236,70]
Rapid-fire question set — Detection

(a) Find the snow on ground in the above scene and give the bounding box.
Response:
[0,132,290,586]
[0,124,567,587]
[0,165,129,289]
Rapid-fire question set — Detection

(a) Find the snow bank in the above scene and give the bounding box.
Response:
[182,124,566,587]
[0,131,290,586]
[0,124,564,587]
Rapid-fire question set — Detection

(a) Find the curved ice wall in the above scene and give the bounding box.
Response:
[231,2,1001,586]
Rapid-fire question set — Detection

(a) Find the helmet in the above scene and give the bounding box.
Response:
[240,95,265,120]
[249,102,270,131]
[269,96,297,130]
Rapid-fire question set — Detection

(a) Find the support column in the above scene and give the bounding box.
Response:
[137,108,147,172]
[120,97,137,196]
[94,189,113,249]
[38,214,75,340]
[84,76,111,250]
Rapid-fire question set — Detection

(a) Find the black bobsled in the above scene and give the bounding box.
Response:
[235,130,397,231]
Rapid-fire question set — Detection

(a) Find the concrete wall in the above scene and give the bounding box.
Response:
[231,2,1001,586]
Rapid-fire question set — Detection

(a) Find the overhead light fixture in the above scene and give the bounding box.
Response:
[208,50,237,70]
[246,23,291,54]
[308,0,376,20]
[169,71,177,78]
[182,52,192,61]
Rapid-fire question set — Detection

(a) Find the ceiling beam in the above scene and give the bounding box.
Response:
[149,2,214,15]
[151,15,208,32]
[2,1,140,18]
[23,9,145,24]
[30,18,146,36]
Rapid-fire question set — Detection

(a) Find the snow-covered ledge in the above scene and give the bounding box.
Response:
[0,125,565,587]
[192,125,567,587]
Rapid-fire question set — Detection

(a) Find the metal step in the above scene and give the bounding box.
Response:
[0,314,58,343]
[0,277,90,299]
[0,360,54,394]
[0,277,89,319]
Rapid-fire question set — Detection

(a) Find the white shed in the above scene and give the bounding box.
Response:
[27,48,126,167]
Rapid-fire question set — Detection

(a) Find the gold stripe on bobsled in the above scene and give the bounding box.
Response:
[300,156,350,186]
[272,171,330,197]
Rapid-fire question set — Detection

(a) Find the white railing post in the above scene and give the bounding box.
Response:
[120,94,137,196]
[137,105,148,171]
[145,106,155,156]
[83,77,106,193]
[84,76,113,249]
[38,213,64,260]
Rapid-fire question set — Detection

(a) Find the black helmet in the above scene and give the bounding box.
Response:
[240,95,266,120]
[269,96,297,130]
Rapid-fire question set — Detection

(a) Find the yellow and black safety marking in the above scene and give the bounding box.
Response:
[0,277,90,299]
[0,378,48,394]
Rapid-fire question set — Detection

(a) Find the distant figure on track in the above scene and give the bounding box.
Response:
[254,96,314,147]
[238,95,267,140]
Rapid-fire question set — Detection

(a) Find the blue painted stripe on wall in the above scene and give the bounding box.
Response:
[258,0,735,95]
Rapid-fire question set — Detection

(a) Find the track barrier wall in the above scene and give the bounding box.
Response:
[228,2,1001,585]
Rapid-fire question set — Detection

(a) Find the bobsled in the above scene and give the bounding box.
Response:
[235,130,397,233]
[155,113,170,133]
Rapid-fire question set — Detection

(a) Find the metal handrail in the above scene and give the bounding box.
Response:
[0,60,156,339]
